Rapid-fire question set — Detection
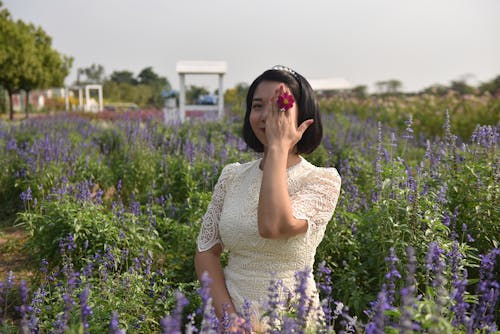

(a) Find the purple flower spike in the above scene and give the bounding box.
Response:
[79,286,92,334]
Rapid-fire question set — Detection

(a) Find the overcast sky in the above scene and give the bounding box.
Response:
[4,0,500,93]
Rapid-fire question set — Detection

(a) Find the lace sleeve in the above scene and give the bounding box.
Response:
[291,167,341,230]
[197,162,239,252]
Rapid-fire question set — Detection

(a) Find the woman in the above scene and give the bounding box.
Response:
[194,65,341,330]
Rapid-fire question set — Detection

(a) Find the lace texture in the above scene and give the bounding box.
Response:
[197,162,240,251]
[196,157,341,320]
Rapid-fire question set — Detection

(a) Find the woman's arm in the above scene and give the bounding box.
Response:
[194,244,237,319]
[258,85,313,239]
[258,146,308,239]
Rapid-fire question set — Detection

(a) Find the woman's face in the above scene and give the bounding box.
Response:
[249,80,298,148]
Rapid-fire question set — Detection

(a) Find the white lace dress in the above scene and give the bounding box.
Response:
[197,156,341,323]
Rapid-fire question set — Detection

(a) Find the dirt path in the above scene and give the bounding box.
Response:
[0,226,34,281]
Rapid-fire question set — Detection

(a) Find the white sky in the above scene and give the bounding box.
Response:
[4,0,500,93]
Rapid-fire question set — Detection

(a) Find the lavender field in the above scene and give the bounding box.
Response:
[0,96,498,333]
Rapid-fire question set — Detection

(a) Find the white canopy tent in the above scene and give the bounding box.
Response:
[308,77,352,91]
[176,60,227,122]
[65,84,103,112]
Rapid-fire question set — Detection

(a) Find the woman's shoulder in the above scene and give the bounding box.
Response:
[220,159,259,178]
[301,158,341,183]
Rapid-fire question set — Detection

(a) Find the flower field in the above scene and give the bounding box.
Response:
[0,95,498,333]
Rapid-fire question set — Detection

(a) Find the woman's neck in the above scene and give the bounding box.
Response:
[260,149,301,170]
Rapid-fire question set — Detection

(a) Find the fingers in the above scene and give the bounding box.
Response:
[297,119,314,135]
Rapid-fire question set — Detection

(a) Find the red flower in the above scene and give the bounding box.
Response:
[277,92,295,111]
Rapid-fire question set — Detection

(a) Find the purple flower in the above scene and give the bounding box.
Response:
[442,212,451,227]
[17,280,32,332]
[79,286,92,333]
[129,200,141,216]
[39,258,49,274]
[160,291,189,334]
[76,179,92,202]
[384,248,401,307]
[237,138,247,151]
[240,299,254,333]
[205,141,215,158]
[402,115,414,140]
[405,166,418,203]
[399,247,419,333]
[266,273,284,332]
[109,311,125,334]
[470,125,498,149]
[425,242,445,282]
[471,248,499,332]
[294,268,313,329]
[198,271,219,332]
[6,138,17,151]
[184,140,195,163]
[20,186,33,203]
[374,122,383,196]
[366,291,387,334]
[6,271,15,289]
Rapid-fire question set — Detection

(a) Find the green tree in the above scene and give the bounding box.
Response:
[420,84,449,96]
[374,79,403,95]
[478,74,500,95]
[386,79,402,94]
[449,80,475,95]
[110,70,137,85]
[0,2,33,120]
[0,2,71,119]
[186,85,209,105]
[18,22,72,117]
[138,67,170,107]
[224,82,248,116]
[103,67,171,108]
[137,66,169,88]
[77,63,105,84]
[352,85,367,99]
[0,3,23,120]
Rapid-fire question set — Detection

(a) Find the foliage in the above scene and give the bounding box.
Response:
[0,3,72,120]
[224,82,249,117]
[0,101,498,332]
[185,85,210,105]
[101,66,170,108]
[319,93,500,140]
[76,63,105,85]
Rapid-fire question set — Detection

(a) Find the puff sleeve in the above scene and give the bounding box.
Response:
[196,162,239,252]
[290,167,341,231]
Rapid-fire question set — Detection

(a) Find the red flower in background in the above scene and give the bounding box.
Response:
[277,92,295,111]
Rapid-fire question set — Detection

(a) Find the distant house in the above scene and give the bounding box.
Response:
[10,88,66,111]
[308,77,352,97]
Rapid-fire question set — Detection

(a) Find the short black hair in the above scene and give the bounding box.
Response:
[242,66,323,154]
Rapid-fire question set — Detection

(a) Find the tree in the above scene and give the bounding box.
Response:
[185,85,209,105]
[386,79,402,94]
[420,84,449,96]
[77,63,105,84]
[374,79,403,95]
[18,22,72,117]
[137,66,169,88]
[352,85,367,99]
[478,74,500,96]
[0,2,72,119]
[0,3,20,119]
[137,67,170,106]
[449,80,475,95]
[110,70,137,85]
[224,82,248,116]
